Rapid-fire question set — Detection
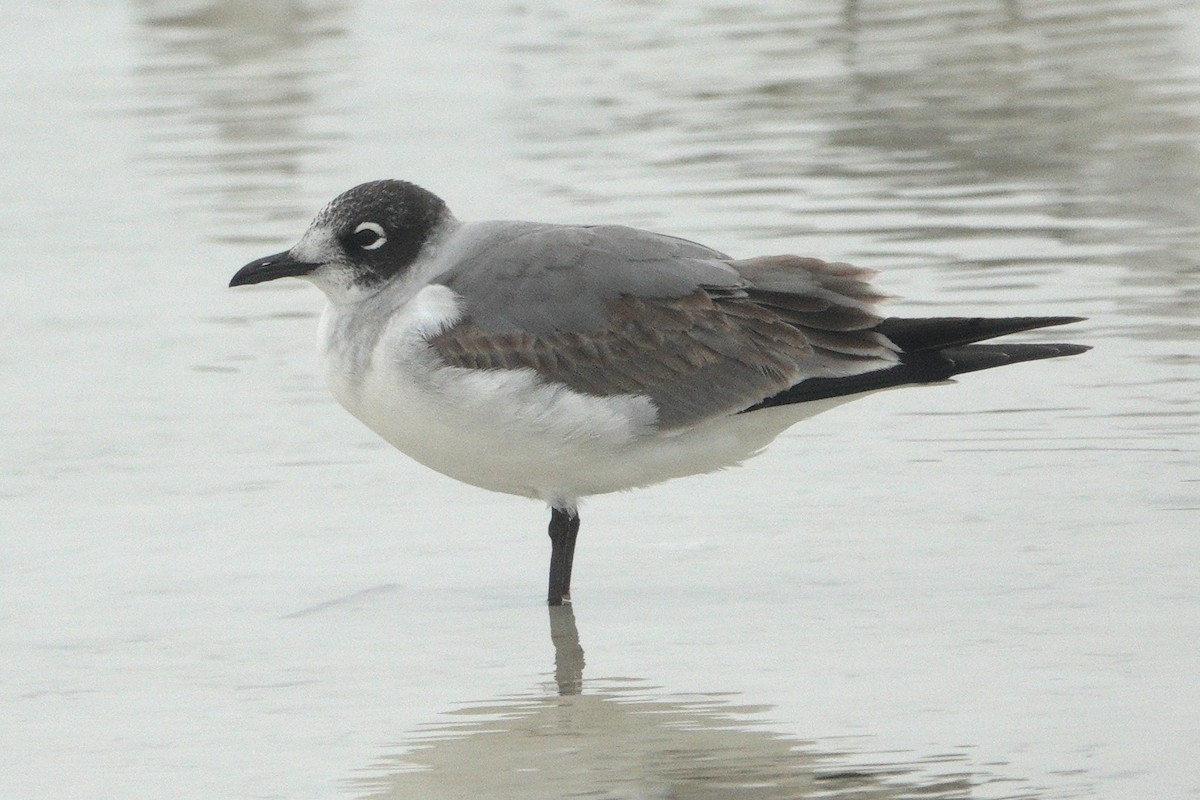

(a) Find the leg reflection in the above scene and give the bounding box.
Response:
[548,603,585,695]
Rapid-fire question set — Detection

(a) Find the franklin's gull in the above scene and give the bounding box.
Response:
[230,180,1089,605]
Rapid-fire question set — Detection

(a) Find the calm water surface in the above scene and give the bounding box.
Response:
[2,1,1197,799]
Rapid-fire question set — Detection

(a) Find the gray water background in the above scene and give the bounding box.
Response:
[2,1,1197,798]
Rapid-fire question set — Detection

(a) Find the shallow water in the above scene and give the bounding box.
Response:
[2,1,1197,798]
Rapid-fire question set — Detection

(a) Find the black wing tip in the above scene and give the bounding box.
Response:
[876,314,1089,353]
[989,341,1092,357]
[744,339,1090,413]
[941,341,1091,374]
[1032,315,1087,327]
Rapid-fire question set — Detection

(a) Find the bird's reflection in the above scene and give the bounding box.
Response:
[354,605,996,799]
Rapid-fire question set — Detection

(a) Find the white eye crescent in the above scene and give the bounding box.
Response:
[352,221,387,250]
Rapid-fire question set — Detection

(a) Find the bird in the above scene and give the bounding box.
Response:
[230,179,1089,605]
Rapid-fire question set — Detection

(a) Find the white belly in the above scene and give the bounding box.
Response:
[318,286,854,505]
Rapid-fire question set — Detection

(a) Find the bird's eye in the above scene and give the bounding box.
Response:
[351,221,387,250]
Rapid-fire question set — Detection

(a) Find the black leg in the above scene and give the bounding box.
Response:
[547,507,580,605]
[561,512,580,598]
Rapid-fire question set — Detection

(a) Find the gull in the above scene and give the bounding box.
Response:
[230,179,1088,605]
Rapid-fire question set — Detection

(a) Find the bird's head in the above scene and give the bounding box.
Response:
[229,179,452,304]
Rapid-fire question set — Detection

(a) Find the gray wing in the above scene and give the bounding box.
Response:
[434,222,743,334]
[430,225,899,430]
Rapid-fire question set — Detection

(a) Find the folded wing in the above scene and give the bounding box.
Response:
[429,229,900,430]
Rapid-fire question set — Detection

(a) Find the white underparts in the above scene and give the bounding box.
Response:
[317,282,863,504]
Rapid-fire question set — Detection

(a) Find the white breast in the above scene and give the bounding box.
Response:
[319,284,654,502]
[318,284,856,505]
